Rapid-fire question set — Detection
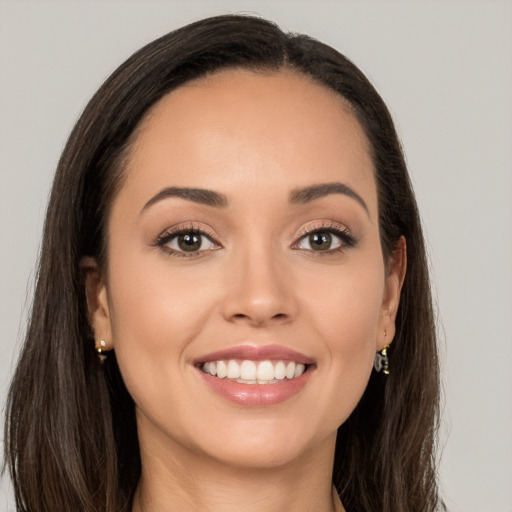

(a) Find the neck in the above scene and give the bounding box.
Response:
[132,423,344,512]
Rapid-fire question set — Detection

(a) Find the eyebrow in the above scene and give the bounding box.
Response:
[141,187,228,213]
[141,181,369,215]
[289,182,369,215]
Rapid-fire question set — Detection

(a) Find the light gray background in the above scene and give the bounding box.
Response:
[1,1,511,511]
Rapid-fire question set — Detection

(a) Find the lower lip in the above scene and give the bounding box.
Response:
[197,367,314,406]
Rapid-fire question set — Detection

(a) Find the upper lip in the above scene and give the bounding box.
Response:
[194,344,315,365]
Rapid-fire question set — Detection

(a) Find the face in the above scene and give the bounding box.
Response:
[87,69,404,470]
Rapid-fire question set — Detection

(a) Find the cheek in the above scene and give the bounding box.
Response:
[297,257,384,419]
[105,250,218,402]
[302,254,384,349]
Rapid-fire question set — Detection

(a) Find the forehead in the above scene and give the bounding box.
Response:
[121,68,376,215]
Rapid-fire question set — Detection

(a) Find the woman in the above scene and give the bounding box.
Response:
[4,14,443,512]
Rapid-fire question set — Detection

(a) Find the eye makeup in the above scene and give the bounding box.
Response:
[292,220,358,254]
[154,219,357,259]
[154,222,221,258]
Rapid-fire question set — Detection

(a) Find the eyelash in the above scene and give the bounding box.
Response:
[155,221,357,258]
[293,221,357,254]
[155,223,220,258]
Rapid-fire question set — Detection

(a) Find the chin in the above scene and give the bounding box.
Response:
[185,414,338,471]
[203,437,318,470]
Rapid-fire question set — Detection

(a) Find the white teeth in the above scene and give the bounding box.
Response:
[201,359,308,383]
[294,363,305,378]
[274,361,286,380]
[286,362,296,379]
[226,360,241,379]
[216,360,227,378]
[240,360,257,380]
[256,360,274,381]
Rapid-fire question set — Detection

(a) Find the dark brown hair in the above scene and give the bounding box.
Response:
[4,14,443,512]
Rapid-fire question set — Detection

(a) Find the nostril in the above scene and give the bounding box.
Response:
[229,312,289,325]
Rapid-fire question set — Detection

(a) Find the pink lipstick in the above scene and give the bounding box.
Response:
[194,344,315,406]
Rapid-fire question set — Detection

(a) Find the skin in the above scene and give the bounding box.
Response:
[86,69,405,512]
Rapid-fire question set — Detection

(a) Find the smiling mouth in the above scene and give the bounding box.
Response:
[195,344,315,405]
[200,359,308,385]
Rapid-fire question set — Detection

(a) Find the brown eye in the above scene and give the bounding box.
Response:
[308,232,332,251]
[297,231,343,252]
[177,233,202,252]
[162,231,217,254]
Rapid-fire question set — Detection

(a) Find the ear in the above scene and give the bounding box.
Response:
[377,236,407,350]
[82,257,112,351]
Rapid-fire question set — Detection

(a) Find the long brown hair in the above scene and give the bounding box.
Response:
[4,15,443,512]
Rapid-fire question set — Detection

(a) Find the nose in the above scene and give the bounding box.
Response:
[221,244,297,327]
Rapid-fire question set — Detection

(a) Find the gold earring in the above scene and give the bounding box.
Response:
[96,339,107,363]
[374,345,390,375]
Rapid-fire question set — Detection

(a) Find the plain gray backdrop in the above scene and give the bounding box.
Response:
[1,1,511,511]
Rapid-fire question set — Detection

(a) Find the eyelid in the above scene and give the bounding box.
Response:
[155,222,221,257]
[153,219,356,258]
[292,220,357,251]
